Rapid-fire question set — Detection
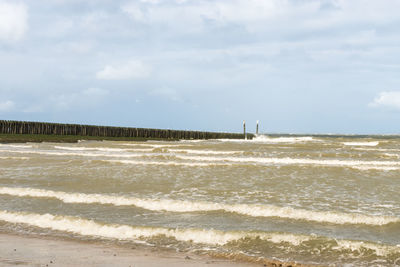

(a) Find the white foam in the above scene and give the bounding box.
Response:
[179,140,207,143]
[352,147,399,152]
[54,146,153,153]
[104,159,225,167]
[3,146,400,170]
[0,149,151,159]
[0,210,309,246]
[343,141,379,146]
[1,210,397,258]
[252,136,315,143]
[382,153,400,159]
[168,149,238,155]
[0,156,29,160]
[0,187,398,226]
[0,144,32,148]
[226,204,400,225]
[174,155,400,170]
[334,240,400,257]
[121,143,191,148]
[351,166,400,171]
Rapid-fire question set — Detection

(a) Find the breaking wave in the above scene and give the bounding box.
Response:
[0,187,398,226]
[103,159,225,167]
[343,141,380,147]
[0,210,310,246]
[0,156,29,160]
[252,136,316,143]
[168,149,238,155]
[54,146,153,153]
[174,155,400,170]
[0,209,398,259]
[3,146,399,170]
[0,144,32,148]
[121,143,193,148]
[0,149,151,159]
[217,136,316,144]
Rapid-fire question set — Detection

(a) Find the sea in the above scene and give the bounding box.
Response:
[0,135,399,266]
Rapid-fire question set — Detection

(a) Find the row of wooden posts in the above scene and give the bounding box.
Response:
[0,120,250,140]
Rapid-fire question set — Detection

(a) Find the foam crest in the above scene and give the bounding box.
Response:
[103,159,224,167]
[351,166,400,171]
[174,155,400,170]
[252,136,315,143]
[54,146,153,153]
[343,141,379,146]
[168,149,238,155]
[1,149,150,159]
[0,156,29,160]
[226,204,400,225]
[122,143,191,148]
[0,187,397,226]
[179,140,207,143]
[0,144,32,148]
[382,153,400,159]
[334,240,400,257]
[1,210,398,259]
[353,147,399,152]
[0,210,309,246]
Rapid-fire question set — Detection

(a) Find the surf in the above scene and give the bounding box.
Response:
[0,187,398,226]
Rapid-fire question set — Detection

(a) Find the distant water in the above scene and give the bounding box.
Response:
[0,135,400,266]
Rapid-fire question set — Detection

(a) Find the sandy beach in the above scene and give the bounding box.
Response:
[0,233,258,267]
[0,233,312,267]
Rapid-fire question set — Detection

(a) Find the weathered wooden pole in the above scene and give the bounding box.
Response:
[243,120,247,140]
[0,120,248,140]
[256,120,259,135]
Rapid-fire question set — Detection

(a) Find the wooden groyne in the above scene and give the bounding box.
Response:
[0,120,251,140]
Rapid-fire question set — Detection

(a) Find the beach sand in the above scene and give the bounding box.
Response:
[0,233,310,267]
[0,233,251,267]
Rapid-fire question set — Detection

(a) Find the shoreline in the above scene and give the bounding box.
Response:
[0,232,315,267]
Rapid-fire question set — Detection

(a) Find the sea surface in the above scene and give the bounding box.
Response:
[0,135,399,266]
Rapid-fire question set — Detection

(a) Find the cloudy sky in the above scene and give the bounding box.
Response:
[1,0,400,134]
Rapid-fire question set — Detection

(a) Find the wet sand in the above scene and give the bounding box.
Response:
[0,233,308,267]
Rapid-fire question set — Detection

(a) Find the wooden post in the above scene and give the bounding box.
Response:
[0,120,249,140]
[256,120,259,135]
[243,120,247,140]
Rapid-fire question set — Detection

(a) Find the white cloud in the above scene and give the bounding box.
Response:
[66,41,93,53]
[82,87,109,96]
[22,104,44,113]
[149,87,182,102]
[0,1,28,42]
[121,4,149,23]
[370,91,400,110]
[53,41,93,54]
[121,0,400,35]
[140,0,160,4]
[121,0,319,32]
[0,100,15,111]
[96,60,151,80]
[47,88,110,111]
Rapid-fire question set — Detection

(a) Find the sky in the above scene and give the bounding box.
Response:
[1,0,400,134]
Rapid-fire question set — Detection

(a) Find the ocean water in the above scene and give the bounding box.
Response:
[0,135,399,266]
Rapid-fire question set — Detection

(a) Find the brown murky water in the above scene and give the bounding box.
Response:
[0,136,399,266]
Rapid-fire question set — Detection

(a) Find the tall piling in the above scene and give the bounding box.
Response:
[243,120,247,140]
[256,120,259,135]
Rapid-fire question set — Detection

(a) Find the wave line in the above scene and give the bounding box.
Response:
[0,210,309,246]
[0,187,397,226]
